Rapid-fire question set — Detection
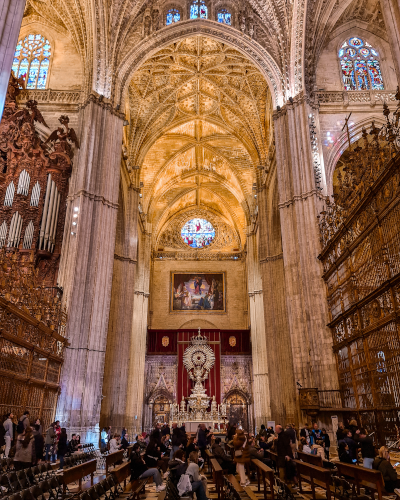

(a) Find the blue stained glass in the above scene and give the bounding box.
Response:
[37,59,49,89]
[12,58,19,76]
[190,0,207,19]
[18,58,29,81]
[371,49,378,56]
[27,58,40,88]
[367,59,384,89]
[338,49,344,57]
[218,9,231,24]
[190,3,199,18]
[181,219,215,248]
[28,34,34,41]
[166,8,180,24]
[354,59,370,89]
[349,37,363,47]
[340,58,356,90]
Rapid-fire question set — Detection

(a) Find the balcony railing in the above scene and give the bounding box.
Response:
[299,388,351,413]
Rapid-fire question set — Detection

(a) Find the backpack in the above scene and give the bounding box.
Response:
[16,417,26,435]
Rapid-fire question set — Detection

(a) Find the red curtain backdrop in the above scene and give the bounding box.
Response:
[147,330,178,354]
[177,330,221,405]
[220,330,250,354]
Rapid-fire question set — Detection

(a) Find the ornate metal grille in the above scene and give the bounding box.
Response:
[318,95,400,445]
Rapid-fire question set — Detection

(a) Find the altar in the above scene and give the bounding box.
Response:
[184,421,216,433]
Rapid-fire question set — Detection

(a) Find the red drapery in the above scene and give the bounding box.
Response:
[177,330,221,405]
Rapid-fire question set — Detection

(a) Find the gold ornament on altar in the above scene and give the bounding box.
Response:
[229,336,236,347]
[162,336,169,347]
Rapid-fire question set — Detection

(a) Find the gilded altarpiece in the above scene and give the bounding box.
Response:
[318,101,400,445]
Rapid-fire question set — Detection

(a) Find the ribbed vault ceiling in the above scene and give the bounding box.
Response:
[126,36,273,251]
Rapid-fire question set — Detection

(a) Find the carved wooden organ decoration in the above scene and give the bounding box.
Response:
[0,73,78,285]
[318,91,400,444]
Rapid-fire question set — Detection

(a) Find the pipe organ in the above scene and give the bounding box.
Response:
[0,73,78,285]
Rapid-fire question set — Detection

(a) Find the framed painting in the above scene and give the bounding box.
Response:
[171,272,226,312]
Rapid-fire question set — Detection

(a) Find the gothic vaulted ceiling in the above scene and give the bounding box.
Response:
[126,36,273,251]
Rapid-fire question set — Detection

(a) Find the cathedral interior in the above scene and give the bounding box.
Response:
[1,0,400,449]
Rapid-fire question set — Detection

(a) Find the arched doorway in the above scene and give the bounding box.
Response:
[224,390,251,431]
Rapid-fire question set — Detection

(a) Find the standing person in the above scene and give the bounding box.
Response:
[3,412,13,458]
[321,428,330,460]
[121,427,127,440]
[348,420,358,436]
[45,422,56,463]
[35,419,43,435]
[17,411,30,434]
[355,429,375,469]
[54,421,61,441]
[129,443,165,492]
[171,423,182,459]
[310,423,321,445]
[100,428,108,453]
[161,423,170,437]
[197,424,207,457]
[300,424,310,443]
[275,425,295,483]
[57,428,68,469]
[151,423,162,445]
[32,424,44,464]
[14,427,35,471]
[336,422,346,441]
[233,429,250,487]
[107,426,112,448]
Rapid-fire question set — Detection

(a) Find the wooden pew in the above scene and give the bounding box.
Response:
[105,450,124,476]
[225,474,258,500]
[251,459,275,500]
[130,478,149,500]
[225,442,234,460]
[205,449,214,473]
[266,450,279,472]
[210,458,223,500]
[126,445,134,457]
[293,460,333,500]
[111,461,130,489]
[297,451,323,468]
[335,462,385,500]
[61,458,97,494]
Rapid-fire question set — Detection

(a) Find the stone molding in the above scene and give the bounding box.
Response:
[114,253,137,264]
[79,93,126,120]
[248,289,263,297]
[17,88,83,104]
[67,189,119,210]
[278,188,326,209]
[315,89,398,106]
[259,252,283,263]
[134,291,150,298]
[152,251,244,261]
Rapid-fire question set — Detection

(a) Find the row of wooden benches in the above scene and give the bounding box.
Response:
[206,446,400,500]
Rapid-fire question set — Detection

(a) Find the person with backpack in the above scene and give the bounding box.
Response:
[45,422,56,463]
[3,412,14,458]
[14,426,35,470]
[168,449,187,485]
[17,411,30,435]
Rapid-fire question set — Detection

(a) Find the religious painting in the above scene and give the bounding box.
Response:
[171,272,225,312]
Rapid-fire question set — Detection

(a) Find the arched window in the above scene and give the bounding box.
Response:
[190,0,208,19]
[12,34,51,89]
[217,8,231,24]
[166,8,180,24]
[338,37,384,91]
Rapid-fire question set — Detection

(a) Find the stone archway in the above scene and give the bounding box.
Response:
[224,388,251,431]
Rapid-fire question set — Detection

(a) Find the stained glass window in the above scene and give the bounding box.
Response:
[339,37,384,91]
[181,219,215,248]
[190,0,208,19]
[166,8,180,25]
[217,9,231,24]
[12,34,51,89]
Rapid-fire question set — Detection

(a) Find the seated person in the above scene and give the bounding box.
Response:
[135,434,147,451]
[109,433,122,453]
[121,433,130,450]
[211,437,236,474]
[311,439,325,458]
[373,446,400,493]
[258,435,274,467]
[338,442,353,464]
[298,437,312,454]
[186,436,199,455]
[186,451,208,500]
[129,443,165,492]
[168,449,187,485]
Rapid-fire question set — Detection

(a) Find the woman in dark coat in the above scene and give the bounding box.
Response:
[233,429,250,486]
[57,428,68,469]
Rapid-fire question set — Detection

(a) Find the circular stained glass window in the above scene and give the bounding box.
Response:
[349,37,363,48]
[181,218,215,248]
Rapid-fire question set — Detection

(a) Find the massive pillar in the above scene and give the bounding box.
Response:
[273,94,338,401]
[380,0,400,84]
[124,226,152,435]
[258,178,297,425]
[56,95,124,443]
[100,177,139,433]
[246,229,271,429]
[0,0,25,119]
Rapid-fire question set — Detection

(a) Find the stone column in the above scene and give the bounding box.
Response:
[100,181,139,433]
[124,225,152,435]
[56,95,124,443]
[258,179,297,425]
[246,229,272,429]
[0,0,25,119]
[380,0,400,84]
[273,94,338,397]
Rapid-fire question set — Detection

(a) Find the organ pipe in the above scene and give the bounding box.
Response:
[8,212,22,247]
[30,181,41,207]
[39,174,60,252]
[39,174,52,250]
[50,192,60,252]
[0,221,7,247]
[4,182,15,207]
[17,169,30,196]
[23,221,34,249]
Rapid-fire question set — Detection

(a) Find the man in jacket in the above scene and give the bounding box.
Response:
[45,423,56,463]
[171,423,182,459]
[212,438,236,473]
[355,429,375,468]
[18,411,30,433]
[274,425,294,481]
[3,412,13,458]
[197,424,207,457]
[300,424,310,442]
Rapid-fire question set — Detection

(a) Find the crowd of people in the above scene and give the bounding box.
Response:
[1,411,82,470]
